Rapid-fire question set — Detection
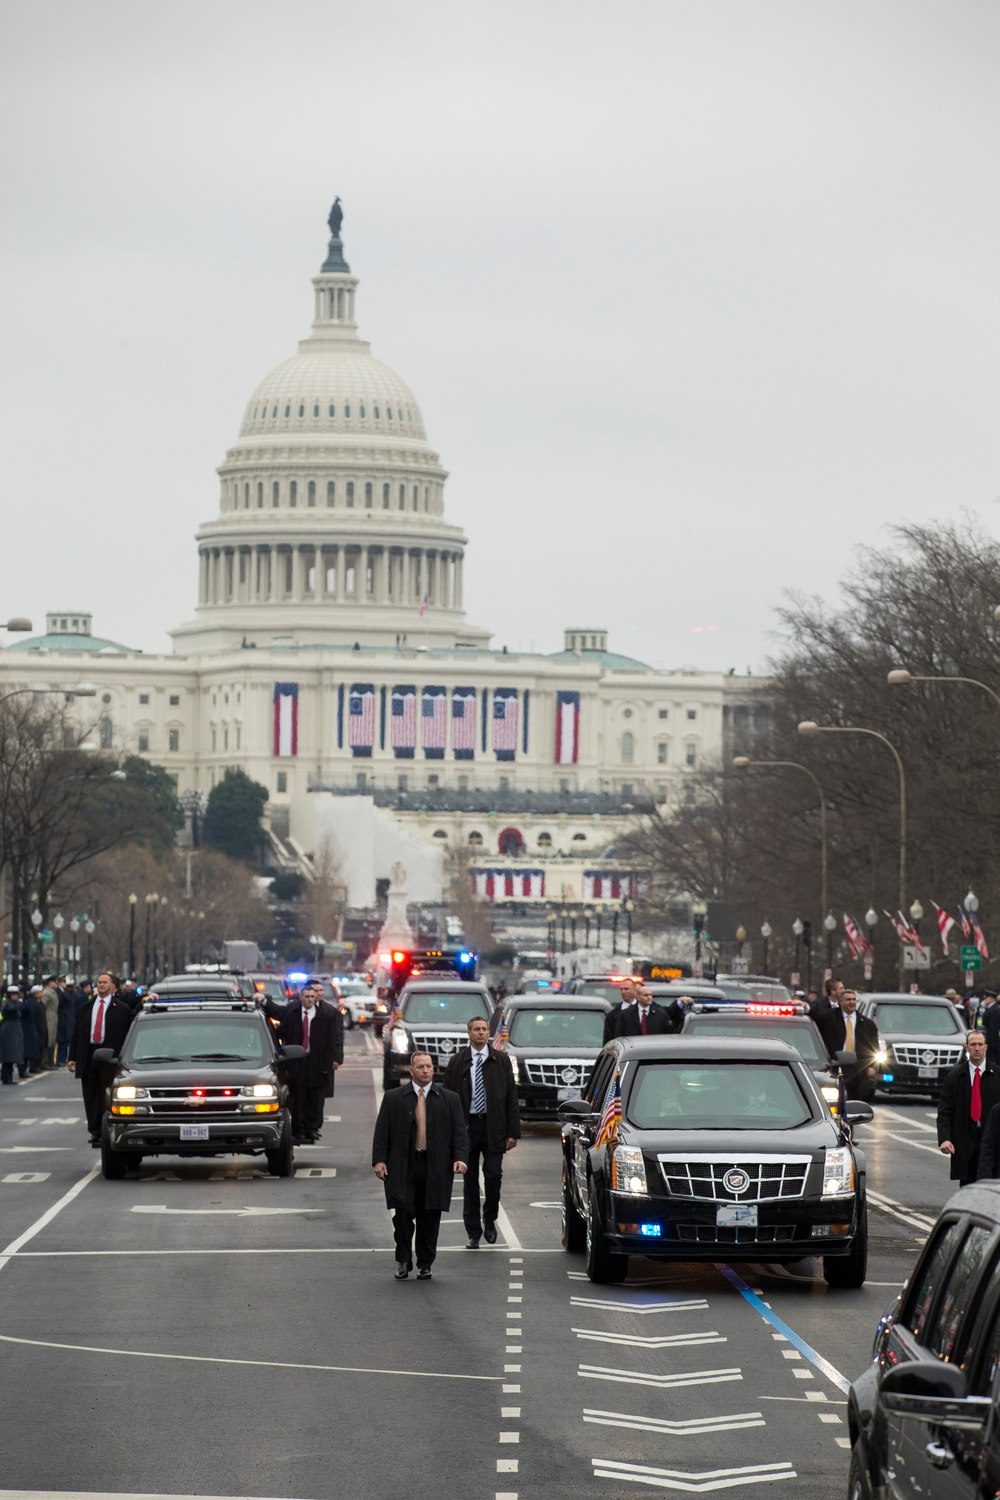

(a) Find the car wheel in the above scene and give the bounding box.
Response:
[342,1010,354,1030]
[585,1185,627,1284]
[847,1440,872,1500]
[266,1118,294,1178]
[561,1160,586,1252]
[824,1191,868,1289]
[100,1118,128,1180]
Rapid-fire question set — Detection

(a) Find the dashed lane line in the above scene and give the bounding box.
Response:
[0,1333,502,1381]
[878,1129,944,1157]
[0,1165,98,1274]
[867,1189,935,1232]
[879,1108,937,1133]
[716,1265,850,1394]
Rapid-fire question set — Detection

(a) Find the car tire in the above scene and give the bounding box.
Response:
[824,1191,868,1289]
[585,1185,627,1284]
[561,1161,586,1252]
[100,1118,128,1180]
[266,1118,294,1178]
[847,1440,872,1500]
[342,1011,354,1030]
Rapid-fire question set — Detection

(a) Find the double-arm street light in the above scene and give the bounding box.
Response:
[732,756,829,923]
[798,720,908,988]
[888,668,1000,710]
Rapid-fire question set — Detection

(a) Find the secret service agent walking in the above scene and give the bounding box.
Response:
[372,1052,468,1280]
[614,982,684,1038]
[279,978,343,1143]
[67,972,135,1144]
[444,1016,520,1248]
[937,1030,1000,1186]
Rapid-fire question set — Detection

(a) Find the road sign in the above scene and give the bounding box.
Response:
[730,957,749,976]
[903,946,930,970]
[962,944,983,972]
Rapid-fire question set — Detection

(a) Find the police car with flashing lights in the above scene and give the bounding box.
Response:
[559,1035,871,1285]
[382,979,495,1089]
[96,1000,304,1179]
[490,994,611,1120]
[681,1001,842,1108]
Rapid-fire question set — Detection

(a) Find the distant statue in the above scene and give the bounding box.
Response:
[390,860,406,890]
[328,197,343,237]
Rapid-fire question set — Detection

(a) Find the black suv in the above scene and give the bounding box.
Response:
[848,1182,1000,1500]
[490,995,611,1120]
[382,980,495,1089]
[856,993,967,1097]
[97,1001,304,1179]
[559,1035,871,1285]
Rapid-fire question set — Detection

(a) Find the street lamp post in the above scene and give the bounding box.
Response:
[569,909,578,950]
[908,898,924,992]
[53,912,64,974]
[144,893,157,980]
[760,921,772,977]
[692,902,707,977]
[30,906,43,980]
[595,907,603,950]
[69,917,80,983]
[799,720,907,989]
[128,894,137,978]
[823,912,837,980]
[624,899,635,957]
[865,907,878,989]
[735,926,747,969]
[85,919,95,980]
[157,896,168,979]
[611,908,619,956]
[733,756,829,928]
[792,917,804,986]
[583,906,593,950]
[888,668,1000,710]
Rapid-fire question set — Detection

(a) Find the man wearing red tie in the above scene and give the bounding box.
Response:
[279,978,342,1143]
[614,983,684,1039]
[938,1031,1000,1186]
[67,972,136,1145]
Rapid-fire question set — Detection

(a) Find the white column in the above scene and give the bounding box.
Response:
[313,548,323,601]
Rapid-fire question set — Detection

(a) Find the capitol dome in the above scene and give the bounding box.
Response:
[171,200,489,657]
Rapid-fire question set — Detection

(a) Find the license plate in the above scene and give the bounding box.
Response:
[557,1086,581,1101]
[917,1066,938,1079]
[180,1125,209,1141]
[717,1204,758,1227]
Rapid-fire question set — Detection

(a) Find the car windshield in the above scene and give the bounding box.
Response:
[627,1062,813,1130]
[875,1004,962,1037]
[575,982,625,1002]
[685,1017,827,1066]
[339,982,370,996]
[127,1019,269,1064]
[508,1009,606,1046]
[401,992,490,1025]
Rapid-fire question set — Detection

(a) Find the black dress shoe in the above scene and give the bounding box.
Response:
[89,1135,100,1147]
[416,1266,432,1280]
[483,1220,498,1244]
[466,1236,481,1249]
[394,1262,410,1280]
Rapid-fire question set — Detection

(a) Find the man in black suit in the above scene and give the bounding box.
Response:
[938,1030,1000,1186]
[614,982,684,1039]
[603,978,637,1044]
[444,1016,520,1248]
[372,1052,468,1280]
[67,972,136,1144]
[817,989,880,1101]
[280,978,343,1143]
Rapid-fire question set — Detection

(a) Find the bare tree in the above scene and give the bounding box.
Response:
[299,832,348,949]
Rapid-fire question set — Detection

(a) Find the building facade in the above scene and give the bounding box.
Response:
[3,204,766,907]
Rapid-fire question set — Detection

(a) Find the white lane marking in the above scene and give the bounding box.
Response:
[781,1350,802,1360]
[130,1205,323,1218]
[496,1461,518,1473]
[571,1297,709,1315]
[579,1363,742,1389]
[792,1368,814,1380]
[584,1409,764,1435]
[0,1332,502,1381]
[867,1189,935,1232]
[574,1329,726,1349]
[879,1129,943,1157]
[295,1168,338,1178]
[499,1433,519,1443]
[495,1203,522,1251]
[818,1413,842,1423]
[835,1437,852,1448]
[529,1200,561,1207]
[879,1108,937,1133]
[0,1147,70,1153]
[2,1172,50,1183]
[502,1406,521,1417]
[10,1246,565,1258]
[0,1165,98,1273]
[502,1383,521,1393]
[717,1265,849,1394]
[371,1067,383,1109]
[1,1117,82,1124]
[761,1394,834,1404]
[591,1458,795,1492]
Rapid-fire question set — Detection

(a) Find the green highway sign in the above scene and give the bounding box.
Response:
[962,944,982,972]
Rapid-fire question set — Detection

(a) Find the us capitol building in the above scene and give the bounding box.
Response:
[2,202,764,910]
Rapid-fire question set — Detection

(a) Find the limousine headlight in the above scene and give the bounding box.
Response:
[391,1029,411,1054]
[508,1056,519,1082]
[822,1146,854,1196]
[612,1146,648,1195]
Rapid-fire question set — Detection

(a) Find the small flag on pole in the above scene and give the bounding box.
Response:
[418,594,430,617]
[931,902,956,956]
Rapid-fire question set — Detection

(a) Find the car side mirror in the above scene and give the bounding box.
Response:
[558,1098,595,1120]
[880,1360,991,1431]
[845,1100,874,1125]
[92,1047,118,1066]
[279,1044,306,1062]
[834,1049,858,1067]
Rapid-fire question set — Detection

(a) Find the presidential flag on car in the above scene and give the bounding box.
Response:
[273,683,298,758]
[595,1073,622,1149]
[555,690,580,764]
[390,685,417,758]
[422,686,447,759]
[451,687,476,759]
[492,688,518,761]
[348,683,375,757]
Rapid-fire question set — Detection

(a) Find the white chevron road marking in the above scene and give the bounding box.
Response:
[591,1458,795,1492]
[583,1408,764,1435]
[573,1328,726,1348]
[579,1363,742,1389]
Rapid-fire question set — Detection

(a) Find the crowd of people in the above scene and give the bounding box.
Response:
[0,975,139,1085]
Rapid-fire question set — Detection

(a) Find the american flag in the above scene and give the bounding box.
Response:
[451,688,476,758]
[842,914,866,961]
[418,594,430,617]
[885,910,924,956]
[555,690,580,764]
[390,685,417,757]
[971,911,991,961]
[931,902,956,955]
[491,1017,509,1050]
[493,688,518,761]
[348,683,375,756]
[583,872,635,902]
[422,686,447,758]
[595,1073,622,1149]
[960,908,973,942]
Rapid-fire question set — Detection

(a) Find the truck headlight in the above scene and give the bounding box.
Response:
[822,1146,854,1197]
[391,1029,411,1055]
[241,1083,277,1098]
[611,1146,648,1195]
[113,1085,149,1100]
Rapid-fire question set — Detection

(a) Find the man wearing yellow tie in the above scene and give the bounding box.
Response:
[818,989,880,1101]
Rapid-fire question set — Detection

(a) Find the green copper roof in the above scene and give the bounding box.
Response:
[547,648,651,671]
[7,633,137,655]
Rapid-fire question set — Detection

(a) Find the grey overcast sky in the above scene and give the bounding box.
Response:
[2,2,999,671]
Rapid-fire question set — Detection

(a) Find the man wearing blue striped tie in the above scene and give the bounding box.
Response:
[444,1016,520,1248]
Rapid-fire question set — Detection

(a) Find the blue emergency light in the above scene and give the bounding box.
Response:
[639,1223,663,1238]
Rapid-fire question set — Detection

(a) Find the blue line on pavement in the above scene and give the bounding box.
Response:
[717,1263,851,1394]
